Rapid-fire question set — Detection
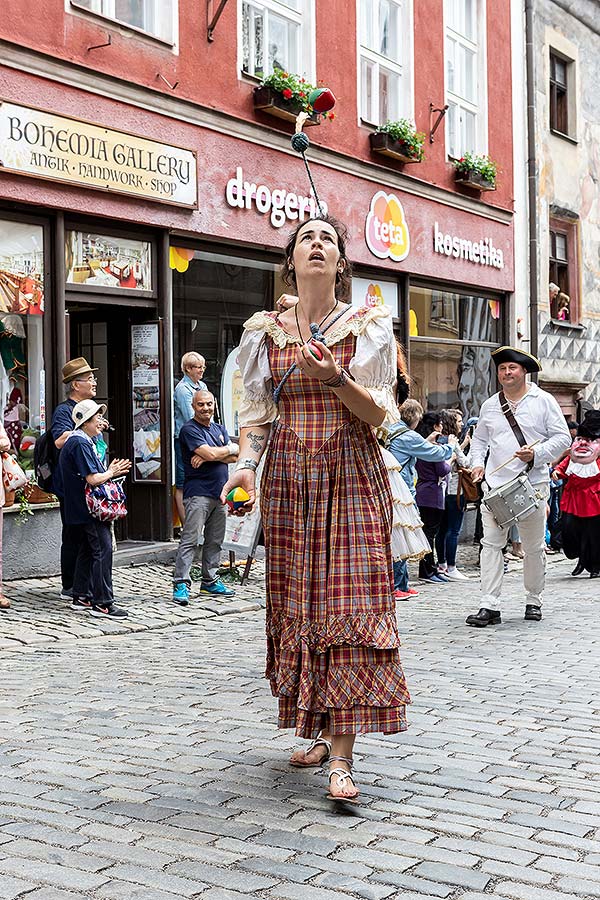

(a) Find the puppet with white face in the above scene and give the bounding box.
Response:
[552,410,600,578]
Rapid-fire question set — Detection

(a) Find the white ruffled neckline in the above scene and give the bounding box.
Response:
[244,305,390,349]
[567,460,600,478]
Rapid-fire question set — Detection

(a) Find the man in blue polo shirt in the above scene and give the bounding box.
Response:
[174,352,208,525]
[173,390,239,605]
[51,357,104,601]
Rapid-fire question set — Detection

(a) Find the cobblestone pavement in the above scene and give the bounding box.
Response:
[1,552,600,899]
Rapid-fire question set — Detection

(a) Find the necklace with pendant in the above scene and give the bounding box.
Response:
[294,298,339,344]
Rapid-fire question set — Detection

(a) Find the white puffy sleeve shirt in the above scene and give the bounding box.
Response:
[237,314,278,428]
[349,306,401,426]
[237,305,400,428]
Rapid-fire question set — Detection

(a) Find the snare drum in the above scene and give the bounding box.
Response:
[483,474,540,529]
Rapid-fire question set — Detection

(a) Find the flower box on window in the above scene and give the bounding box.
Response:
[455,171,496,191]
[253,85,320,125]
[369,120,425,164]
[453,153,498,191]
[369,132,420,163]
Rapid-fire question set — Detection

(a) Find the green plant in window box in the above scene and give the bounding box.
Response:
[453,153,498,190]
[253,69,335,124]
[370,120,426,163]
[15,487,34,526]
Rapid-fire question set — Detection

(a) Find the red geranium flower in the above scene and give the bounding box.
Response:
[282,88,293,99]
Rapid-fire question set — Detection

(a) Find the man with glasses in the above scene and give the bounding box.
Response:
[51,357,104,602]
[174,352,207,525]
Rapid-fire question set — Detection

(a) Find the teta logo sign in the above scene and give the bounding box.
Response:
[365,191,410,262]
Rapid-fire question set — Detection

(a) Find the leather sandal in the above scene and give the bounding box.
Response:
[289,735,332,768]
[326,755,360,804]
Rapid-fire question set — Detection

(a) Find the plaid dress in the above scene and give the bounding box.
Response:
[239,307,410,738]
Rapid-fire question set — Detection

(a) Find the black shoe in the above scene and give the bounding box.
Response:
[71,597,93,611]
[571,563,585,576]
[524,604,542,621]
[466,608,501,627]
[90,604,129,619]
[590,571,600,579]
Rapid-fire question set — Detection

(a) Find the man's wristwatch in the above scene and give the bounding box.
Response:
[236,458,258,472]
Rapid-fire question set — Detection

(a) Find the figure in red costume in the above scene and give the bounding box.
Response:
[552,410,600,579]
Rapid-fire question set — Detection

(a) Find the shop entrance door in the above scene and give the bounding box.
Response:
[67,302,168,544]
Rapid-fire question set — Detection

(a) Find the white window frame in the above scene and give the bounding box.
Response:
[69,0,177,46]
[444,0,488,159]
[357,0,414,126]
[238,0,315,82]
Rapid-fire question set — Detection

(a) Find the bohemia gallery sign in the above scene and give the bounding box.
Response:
[0,101,197,208]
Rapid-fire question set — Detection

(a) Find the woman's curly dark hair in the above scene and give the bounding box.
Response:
[280,215,353,303]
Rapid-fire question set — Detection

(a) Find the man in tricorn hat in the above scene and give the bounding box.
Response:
[467,347,570,626]
[50,357,104,603]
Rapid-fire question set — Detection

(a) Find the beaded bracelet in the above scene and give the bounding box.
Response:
[323,367,349,389]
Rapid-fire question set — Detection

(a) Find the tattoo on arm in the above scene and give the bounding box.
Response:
[247,431,265,453]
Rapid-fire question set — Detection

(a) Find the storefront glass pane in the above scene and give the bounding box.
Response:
[409,285,501,343]
[172,249,281,420]
[410,340,497,418]
[0,219,46,479]
[409,284,501,418]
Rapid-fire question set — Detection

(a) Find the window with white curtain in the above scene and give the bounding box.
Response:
[359,0,412,125]
[241,0,313,79]
[445,0,487,157]
[71,0,175,43]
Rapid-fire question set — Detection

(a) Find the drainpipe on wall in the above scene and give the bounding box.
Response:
[525,0,540,378]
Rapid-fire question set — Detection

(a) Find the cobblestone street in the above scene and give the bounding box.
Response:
[1,553,600,899]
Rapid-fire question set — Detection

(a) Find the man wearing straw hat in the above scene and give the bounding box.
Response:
[467,347,570,626]
[51,357,104,602]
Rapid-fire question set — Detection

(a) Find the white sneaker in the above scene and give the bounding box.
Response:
[446,568,469,580]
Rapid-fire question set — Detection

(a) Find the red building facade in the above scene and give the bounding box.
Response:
[0,0,515,567]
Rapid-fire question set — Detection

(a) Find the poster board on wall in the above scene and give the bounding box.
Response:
[351,276,399,317]
[131,321,163,483]
[220,345,244,437]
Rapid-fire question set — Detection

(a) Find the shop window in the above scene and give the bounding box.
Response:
[241,0,312,80]
[549,51,571,137]
[359,0,413,125]
[549,218,579,323]
[445,0,487,158]
[70,0,175,44]
[409,284,501,417]
[0,220,46,480]
[172,249,283,433]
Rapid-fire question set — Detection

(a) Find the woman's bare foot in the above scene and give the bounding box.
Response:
[289,733,332,767]
[327,756,360,802]
[0,596,11,610]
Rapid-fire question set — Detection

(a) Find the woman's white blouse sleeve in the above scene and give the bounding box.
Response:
[237,324,278,427]
[349,309,400,424]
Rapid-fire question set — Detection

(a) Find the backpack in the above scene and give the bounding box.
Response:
[34,429,58,492]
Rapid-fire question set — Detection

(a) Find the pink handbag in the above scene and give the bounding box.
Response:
[1,451,28,492]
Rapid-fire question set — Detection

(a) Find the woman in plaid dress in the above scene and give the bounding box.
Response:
[222,217,410,802]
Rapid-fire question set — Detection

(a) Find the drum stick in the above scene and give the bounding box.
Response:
[488,440,541,475]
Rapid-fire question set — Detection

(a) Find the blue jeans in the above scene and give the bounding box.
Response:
[393,559,408,592]
[435,494,466,567]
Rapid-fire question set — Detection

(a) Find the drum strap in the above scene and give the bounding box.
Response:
[498,391,534,472]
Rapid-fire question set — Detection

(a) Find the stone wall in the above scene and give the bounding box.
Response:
[534,0,600,408]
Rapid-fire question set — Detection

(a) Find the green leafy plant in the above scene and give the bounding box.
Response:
[374,120,426,161]
[453,152,498,187]
[259,69,336,120]
[15,488,34,525]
